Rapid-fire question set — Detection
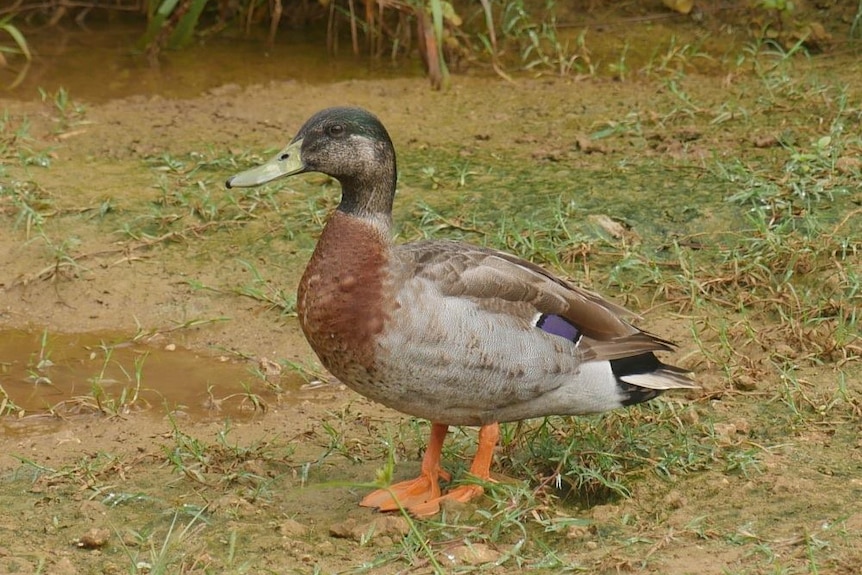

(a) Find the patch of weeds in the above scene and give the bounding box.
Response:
[0,383,23,417]
[152,173,222,224]
[0,15,32,89]
[24,327,54,386]
[500,0,594,77]
[0,111,72,269]
[737,37,831,110]
[118,148,305,252]
[769,363,861,427]
[49,345,150,417]
[0,180,54,237]
[135,150,274,237]
[722,117,858,215]
[131,316,231,343]
[316,409,368,465]
[694,210,858,364]
[642,35,712,79]
[28,232,88,282]
[14,450,132,491]
[607,41,631,81]
[610,120,861,383]
[497,400,742,509]
[97,349,148,415]
[117,507,211,575]
[232,259,297,316]
[205,380,269,413]
[352,399,754,570]
[412,192,597,275]
[38,86,87,133]
[853,0,862,38]
[280,357,330,386]
[0,110,53,168]
[162,418,289,495]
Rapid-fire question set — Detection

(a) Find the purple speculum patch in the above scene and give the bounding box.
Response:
[536,314,581,343]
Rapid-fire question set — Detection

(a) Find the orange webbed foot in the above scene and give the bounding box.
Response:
[407,482,488,517]
[360,423,450,513]
[411,423,501,517]
[360,423,501,518]
[360,469,446,512]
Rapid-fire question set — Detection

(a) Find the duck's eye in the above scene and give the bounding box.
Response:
[327,124,345,137]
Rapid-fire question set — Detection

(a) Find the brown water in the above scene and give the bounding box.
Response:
[0,328,305,423]
[4,21,423,103]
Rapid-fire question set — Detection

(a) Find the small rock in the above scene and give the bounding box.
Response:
[329,518,360,539]
[801,21,831,51]
[566,524,590,539]
[590,504,620,523]
[210,494,254,516]
[663,490,687,510]
[259,357,282,377]
[836,156,862,175]
[277,519,309,538]
[734,374,758,391]
[662,0,693,14]
[588,214,640,244]
[121,530,141,547]
[752,134,780,148]
[76,527,111,549]
[680,407,699,425]
[774,344,795,358]
[713,423,739,444]
[242,458,267,478]
[329,515,409,542]
[733,419,751,435]
[164,343,176,351]
[282,539,312,555]
[444,543,501,565]
[78,500,107,521]
[574,133,607,154]
[371,515,410,537]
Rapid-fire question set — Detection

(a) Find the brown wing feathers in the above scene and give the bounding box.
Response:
[397,240,680,363]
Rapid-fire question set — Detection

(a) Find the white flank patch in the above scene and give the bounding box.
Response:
[621,372,687,390]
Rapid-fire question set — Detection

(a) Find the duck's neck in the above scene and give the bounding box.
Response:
[336,149,397,219]
[337,180,395,221]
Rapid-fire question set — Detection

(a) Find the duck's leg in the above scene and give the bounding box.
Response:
[408,423,500,517]
[360,422,450,512]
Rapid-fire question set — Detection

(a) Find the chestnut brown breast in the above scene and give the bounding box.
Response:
[296,211,394,378]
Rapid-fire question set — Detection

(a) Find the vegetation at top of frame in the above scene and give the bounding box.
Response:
[0,15,31,89]
[0,73,860,575]
[2,0,860,89]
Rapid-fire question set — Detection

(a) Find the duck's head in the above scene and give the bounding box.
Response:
[226,107,397,217]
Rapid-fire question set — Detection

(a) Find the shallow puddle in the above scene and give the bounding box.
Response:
[5,21,422,103]
[0,328,308,428]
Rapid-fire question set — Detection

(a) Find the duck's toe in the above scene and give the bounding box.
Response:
[360,472,443,511]
[407,484,486,517]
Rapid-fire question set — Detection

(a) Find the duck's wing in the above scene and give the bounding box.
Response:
[395,240,688,369]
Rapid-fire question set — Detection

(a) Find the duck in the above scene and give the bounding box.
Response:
[226,106,696,517]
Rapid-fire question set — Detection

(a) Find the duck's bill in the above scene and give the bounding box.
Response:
[225,139,304,188]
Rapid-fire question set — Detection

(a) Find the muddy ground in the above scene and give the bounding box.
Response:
[1,6,862,574]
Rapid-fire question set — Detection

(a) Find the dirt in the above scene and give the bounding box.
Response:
[1,6,862,574]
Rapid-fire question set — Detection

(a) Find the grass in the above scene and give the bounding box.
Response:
[1,38,861,574]
[0,14,31,89]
